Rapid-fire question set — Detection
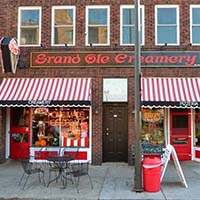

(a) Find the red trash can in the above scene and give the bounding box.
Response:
[142,157,162,192]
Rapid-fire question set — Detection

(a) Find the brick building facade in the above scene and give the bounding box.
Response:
[0,0,200,165]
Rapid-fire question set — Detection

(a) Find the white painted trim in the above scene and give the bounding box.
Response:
[85,5,110,46]
[18,6,42,46]
[51,6,76,46]
[5,108,10,159]
[120,5,145,46]
[155,5,179,46]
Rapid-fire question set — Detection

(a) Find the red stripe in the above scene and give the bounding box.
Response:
[0,78,92,102]
[180,78,187,101]
[72,79,78,100]
[63,137,67,146]
[41,79,50,100]
[85,137,89,147]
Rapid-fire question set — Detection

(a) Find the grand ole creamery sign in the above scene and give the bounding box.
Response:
[31,51,200,67]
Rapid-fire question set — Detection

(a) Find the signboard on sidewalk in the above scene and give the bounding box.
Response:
[161,144,188,188]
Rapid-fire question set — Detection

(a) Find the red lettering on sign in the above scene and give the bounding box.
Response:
[85,54,110,64]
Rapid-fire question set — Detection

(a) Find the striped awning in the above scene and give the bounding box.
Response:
[141,77,200,108]
[0,78,92,107]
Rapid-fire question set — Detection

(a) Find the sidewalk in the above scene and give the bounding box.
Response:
[0,160,200,200]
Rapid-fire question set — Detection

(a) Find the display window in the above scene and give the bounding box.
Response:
[195,109,200,146]
[141,108,165,145]
[32,107,90,147]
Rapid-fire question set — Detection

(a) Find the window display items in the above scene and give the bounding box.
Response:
[141,108,164,145]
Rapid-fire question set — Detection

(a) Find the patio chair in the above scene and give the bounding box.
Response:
[69,161,93,193]
[18,159,45,189]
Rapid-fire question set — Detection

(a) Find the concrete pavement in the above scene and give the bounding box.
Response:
[0,160,200,200]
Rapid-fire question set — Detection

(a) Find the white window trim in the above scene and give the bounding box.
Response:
[155,5,179,46]
[18,6,42,47]
[51,6,76,46]
[190,5,200,46]
[85,5,110,46]
[120,5,145,46]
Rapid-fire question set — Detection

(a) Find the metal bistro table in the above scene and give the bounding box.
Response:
[47,155,73,188]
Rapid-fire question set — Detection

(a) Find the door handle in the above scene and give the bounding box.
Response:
[106,132,109,136]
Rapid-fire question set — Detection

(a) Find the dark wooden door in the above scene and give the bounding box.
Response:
[103,103,128,162]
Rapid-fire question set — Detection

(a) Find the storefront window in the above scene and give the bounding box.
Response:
[141,108,165,145]
[32,107,90,147]
[195,109,200,146]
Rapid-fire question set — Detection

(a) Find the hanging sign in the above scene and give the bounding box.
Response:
[0,37,20,73]
[161,144,188,188]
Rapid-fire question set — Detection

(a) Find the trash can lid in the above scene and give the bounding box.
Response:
[143,157,161,165]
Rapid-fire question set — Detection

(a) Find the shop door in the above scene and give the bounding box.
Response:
[10,108,30,159]
[170,109,191,160]
[103,103,128,162]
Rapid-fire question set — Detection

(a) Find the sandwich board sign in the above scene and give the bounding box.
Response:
[161,144,188,188]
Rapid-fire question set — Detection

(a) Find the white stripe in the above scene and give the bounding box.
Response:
[73,140,78,146]
[81,138,85,147]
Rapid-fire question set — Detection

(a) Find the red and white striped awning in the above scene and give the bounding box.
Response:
[0,78,92,107]
[141,77,200,108]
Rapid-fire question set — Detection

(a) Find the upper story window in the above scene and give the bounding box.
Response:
[120,5,144,45]
[52,6,75,46]
[18,7,41,46]
[86,6,110,46]
[155,5,179,45]
[190,5,200,45]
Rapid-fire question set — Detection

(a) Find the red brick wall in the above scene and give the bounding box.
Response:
[0,0,200,164]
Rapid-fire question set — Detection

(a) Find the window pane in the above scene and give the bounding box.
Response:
[55,9,73,25]
[192,27,200,43]
[173,115,188,128]
[157,26,177,43]
[54,27,73,44]
[158,8,176,24]
[193,8,200,24]
[88,9,107,25]
[12,108,29,127]
[88,26,107,44]
[21,28,39,45]
[123,9,135,25]
[123,26,135,44]
[21,10,39,26]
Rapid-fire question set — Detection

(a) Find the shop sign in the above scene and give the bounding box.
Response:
[28,100,51,106]
[180,101,199,107]
[31,51,200,68]
[142,111,161,122]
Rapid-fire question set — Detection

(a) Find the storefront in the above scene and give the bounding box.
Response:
[0,78,92,161]
[141,77,200,161]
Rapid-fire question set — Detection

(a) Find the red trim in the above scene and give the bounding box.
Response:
[195,150,200,158]
[34,151,87,160]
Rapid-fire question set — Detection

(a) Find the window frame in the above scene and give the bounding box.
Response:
[18,6,42,47]
[120,5,145,46]
[190,5,200,46]
[155,5,179,46]
[85,5,110,46]
[51,6,76,46]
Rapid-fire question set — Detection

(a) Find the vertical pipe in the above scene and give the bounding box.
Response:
[134,0,143,192]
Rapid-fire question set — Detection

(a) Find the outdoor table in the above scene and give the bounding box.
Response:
[47,155,73,188]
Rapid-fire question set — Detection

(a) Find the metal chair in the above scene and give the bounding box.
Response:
[70,161,93,193]
[18,159,45,189]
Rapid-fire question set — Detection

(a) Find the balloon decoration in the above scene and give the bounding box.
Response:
[0,37,20,74]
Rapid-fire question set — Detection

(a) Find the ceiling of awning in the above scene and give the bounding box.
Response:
[141,77,200,108]
[0,78,92,107]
